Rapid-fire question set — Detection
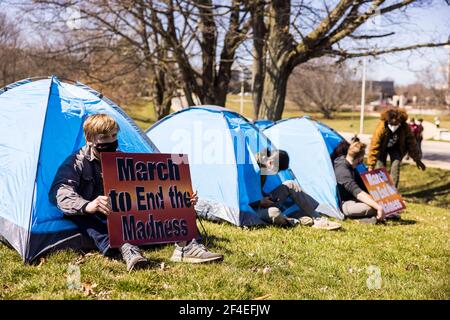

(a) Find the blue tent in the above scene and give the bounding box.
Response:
[0,76,157,263]
[310,119,367,174]
[263,117,345,220]
[313,119,345,156]
[256,117,345,155]
[253,119,274,130]
[146,106,305,226]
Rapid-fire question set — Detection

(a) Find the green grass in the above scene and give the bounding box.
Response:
[122,98,157,132]
[125,95,449,134]
[414,114,450,131]
[1,164,449,299]
[127,95,380,134]
[399,164,450,209]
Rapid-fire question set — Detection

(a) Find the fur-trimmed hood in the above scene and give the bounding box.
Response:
[380,108,409,123]
[367,108,420,168]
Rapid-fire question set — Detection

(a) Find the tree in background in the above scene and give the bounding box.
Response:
[395,60,450,108]
[0,11,82,87]
[0,12,24,86]
[287,60,358,119]
[29,0,251,119]
[4,0,449,121]
[248,0,449,120]
[417,62,449,108]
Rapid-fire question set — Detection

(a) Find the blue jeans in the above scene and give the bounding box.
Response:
[67,214,117,256]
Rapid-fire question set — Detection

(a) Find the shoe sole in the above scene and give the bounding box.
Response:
[312,225,342,231]
[128,260,149,272]
[170,256,224,264]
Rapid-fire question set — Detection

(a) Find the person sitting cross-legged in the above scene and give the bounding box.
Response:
[251,149,342,231]
[49,113,223,271]
[333,141,386,224]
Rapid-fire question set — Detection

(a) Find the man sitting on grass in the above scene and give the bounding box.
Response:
[251,149,342,230]
[49,113,223,271]
[333,141,386,224]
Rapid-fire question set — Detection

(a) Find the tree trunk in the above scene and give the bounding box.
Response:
[197,0,217,106]
[321,107,334,119]
[256,0,292,120]
[214,0,245,108]
[251,0,266,119]
[258,64,290,120]
[215,59,233,107]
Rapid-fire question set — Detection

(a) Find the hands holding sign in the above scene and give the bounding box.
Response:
[85,192,199,216]
[190,191,198,206]
[85,196,112,216]
[376,206,386,222]
[101,153,199,247]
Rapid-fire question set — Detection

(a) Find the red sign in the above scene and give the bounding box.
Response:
[360,168,406,215]
[101,152,198,248]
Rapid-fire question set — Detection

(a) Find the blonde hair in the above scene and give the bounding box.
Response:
[347,141,366,160]
[83,114,119,142]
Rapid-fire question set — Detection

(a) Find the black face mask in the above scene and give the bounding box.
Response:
[94,140,118,153]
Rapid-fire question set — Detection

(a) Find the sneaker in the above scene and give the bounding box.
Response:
[312,217,342,230]
[119,243,149,272]
[299,216,314,226]
[288,216,314,226]
[170,239,223,264]
[286,218,299,227]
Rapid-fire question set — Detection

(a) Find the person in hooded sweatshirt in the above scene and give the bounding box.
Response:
[333,141,385,224]
[367,108,426,188]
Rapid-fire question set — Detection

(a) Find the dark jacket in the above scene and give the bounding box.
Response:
[49,145,104,216]
[333,156,367,204]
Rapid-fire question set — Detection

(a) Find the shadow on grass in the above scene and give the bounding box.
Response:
[385,219,417,226]
[403,182,450,200]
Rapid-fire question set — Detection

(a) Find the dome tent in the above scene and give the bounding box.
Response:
[255,117,346,158]
[253,119,274,130]
[0,76,158,263]
[263,117,345,220]
[313,119,346,157]
[146,106,304,226]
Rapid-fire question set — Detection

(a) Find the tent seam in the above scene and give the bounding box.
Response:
[219,112,242,226]
[23,76,55,263]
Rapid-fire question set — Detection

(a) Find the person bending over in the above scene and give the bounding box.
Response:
[367,108,425,188]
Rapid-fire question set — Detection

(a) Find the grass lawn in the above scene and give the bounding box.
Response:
[128,95,449,136]
[122,98,158,132]
[1,164,449,299]
[225,96,449,134]
[125,95,381,134]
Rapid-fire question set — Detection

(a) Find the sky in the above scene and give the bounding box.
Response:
[1,0,449,86]
[365,2,450,86]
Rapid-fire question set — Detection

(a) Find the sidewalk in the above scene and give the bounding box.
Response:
[339,132,450,170]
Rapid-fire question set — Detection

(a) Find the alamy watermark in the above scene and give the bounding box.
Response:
[67,263,81,290]
[366,265,382,290]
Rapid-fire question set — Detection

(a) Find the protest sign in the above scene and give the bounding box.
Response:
[101,152,198,247]
[360,168,406,215]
